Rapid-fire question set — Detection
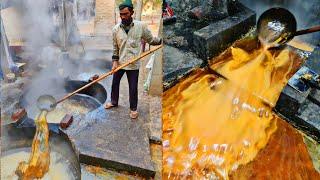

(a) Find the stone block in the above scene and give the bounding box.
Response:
[60,114,73,129]
[275,46,320,143]
[61,106,156,178]
[275,85,308,118]
[163,45,203,90]
[305,46,320,74]
[193,4,256,60]
[11,108,27,122]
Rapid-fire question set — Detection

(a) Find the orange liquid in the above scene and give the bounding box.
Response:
[15,110,50,179]
[162,45,318,179]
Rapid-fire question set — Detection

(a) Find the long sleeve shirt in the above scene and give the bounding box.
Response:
[112,20,161,70]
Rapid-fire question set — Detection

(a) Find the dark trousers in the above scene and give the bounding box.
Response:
[111,69,139,111]
[163,0,167,11]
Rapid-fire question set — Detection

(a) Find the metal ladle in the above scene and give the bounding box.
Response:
[257,7,320,48]
[37,95,57,112]
[36,45,163,111]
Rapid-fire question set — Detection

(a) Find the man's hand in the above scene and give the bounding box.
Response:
[157,38,163,45]
[89,74,99,82]
[112,61,119,71]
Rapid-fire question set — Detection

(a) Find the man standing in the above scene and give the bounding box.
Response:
[105,0,162,119]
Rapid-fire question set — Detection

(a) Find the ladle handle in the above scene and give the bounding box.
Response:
[294,25,320,36]
[55,44,163,105]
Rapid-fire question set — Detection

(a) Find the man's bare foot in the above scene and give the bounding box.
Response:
[104,103,117,109]
[130,111,138,119]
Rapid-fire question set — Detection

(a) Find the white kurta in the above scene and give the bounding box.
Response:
[112,20,161,70]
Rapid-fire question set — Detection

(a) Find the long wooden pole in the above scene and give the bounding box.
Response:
[54,44,163,105]
[294,25,320,36]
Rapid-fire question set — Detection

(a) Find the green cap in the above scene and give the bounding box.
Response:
[119,0,134,10]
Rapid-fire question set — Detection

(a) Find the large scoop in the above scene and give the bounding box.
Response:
[36,95,57,112]
[257,7,320,48]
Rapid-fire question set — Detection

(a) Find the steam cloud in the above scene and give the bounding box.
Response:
[2,0,110,117]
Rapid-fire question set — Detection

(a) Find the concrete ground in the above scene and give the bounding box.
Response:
[0,0,162,177]
[74,1,163,179]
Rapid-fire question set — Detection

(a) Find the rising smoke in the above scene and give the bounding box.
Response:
[2,0,108,117]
